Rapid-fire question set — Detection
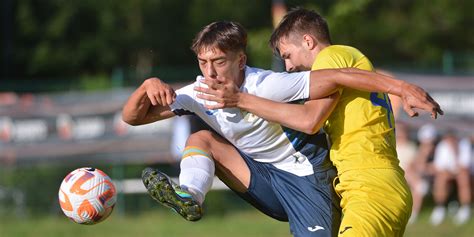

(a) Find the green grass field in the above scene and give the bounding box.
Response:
[2,207,474,237]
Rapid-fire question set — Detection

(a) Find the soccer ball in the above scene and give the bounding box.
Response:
[58,167,117,224]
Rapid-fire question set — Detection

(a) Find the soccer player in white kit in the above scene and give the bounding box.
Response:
[122,21,442,237]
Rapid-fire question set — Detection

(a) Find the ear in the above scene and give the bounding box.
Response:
[239,53,247,70]
[302,34,317,50]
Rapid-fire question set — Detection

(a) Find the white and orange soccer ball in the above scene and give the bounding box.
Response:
[58,167,117,224]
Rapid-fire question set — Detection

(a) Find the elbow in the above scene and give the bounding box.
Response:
[305,119,326,135]
[300,120,321,135]
[122,112,141,126]
[122,117,138,126]
[123,119,140,126]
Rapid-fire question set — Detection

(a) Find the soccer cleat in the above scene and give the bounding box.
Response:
[142,167,202,221]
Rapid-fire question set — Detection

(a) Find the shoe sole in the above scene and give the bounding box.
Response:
[142,167,202,221]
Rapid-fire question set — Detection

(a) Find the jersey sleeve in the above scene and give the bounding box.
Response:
[169,83,197,116]
[253,71,311,102]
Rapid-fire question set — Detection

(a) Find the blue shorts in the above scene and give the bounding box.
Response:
[233,151,341,237]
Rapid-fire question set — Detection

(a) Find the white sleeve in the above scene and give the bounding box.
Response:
[254,71,310,102]
[169,83,197,115]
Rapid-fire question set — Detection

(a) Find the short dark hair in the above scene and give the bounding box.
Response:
[270,8,331,53]
[191,21,247,55]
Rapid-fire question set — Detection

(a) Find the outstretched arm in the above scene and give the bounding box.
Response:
[306,68,443,118]
[195,67,443,131]
[194,74,339,134]
[237,93,340,134]
[122,78,176,125]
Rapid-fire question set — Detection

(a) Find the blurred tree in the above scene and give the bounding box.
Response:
[4,0,474,90]
[294,0,474,69]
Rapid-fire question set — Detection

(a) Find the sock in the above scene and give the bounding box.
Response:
[179,146,215,205]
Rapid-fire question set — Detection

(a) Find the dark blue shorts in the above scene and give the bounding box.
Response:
[233,151,341,237]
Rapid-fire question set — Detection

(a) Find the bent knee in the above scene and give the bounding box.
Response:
[186,130,214,147]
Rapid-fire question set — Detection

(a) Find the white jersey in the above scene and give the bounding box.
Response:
[169,66,329,176]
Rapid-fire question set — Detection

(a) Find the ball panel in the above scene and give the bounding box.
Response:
[58,167,117,225]
[58,189,73,212]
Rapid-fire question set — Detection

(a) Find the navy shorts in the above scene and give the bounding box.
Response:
[233,151,341,237]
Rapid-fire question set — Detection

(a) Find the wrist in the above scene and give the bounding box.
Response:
[386,79,404,96]
[236,92,248,109]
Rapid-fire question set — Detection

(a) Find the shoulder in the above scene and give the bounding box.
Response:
[318,45,364,61]
[175,77,199,95]
[312,45,372,70]
[244,66,310,100]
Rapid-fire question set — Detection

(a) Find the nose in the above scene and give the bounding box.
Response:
[206,63,217,79]
[285,61,295,72]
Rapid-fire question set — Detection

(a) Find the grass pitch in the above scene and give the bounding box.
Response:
[2,207,474,237]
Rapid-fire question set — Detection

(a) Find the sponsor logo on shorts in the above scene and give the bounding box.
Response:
[307,225,325,232]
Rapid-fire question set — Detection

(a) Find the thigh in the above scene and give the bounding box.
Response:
[186,130,250,192]
[186,130,288,221]
[270,167,341,237]
[234,152,289,221]
[336,168,412,237]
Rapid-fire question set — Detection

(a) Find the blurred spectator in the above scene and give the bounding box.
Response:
[0,92,18,107]
[429,130,472,226]
[416,124,438,176]
[396,122,424,224]
[468,135,474,204]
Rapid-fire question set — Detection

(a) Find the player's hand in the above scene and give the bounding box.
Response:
[399,82,443,119]
[194,77,240,109]
[143,78,176,106]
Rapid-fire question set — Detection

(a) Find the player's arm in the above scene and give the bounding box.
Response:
[194,74,339,134]
[238,93,339,134]
[307,68,443,118]
[122,78,176,126]
[197,68,442,118]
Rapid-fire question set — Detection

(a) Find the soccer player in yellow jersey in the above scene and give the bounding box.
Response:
[269,9,410,236]
[196,9,442,237]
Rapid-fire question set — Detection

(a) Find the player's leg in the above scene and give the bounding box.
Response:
[184,130,289,221]
[142,129,249,221]
[336,168,412,237]
[184,130,250,193]
[143,130,288,221]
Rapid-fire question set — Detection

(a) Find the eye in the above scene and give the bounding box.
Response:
[198,60,207,66]
[215,59,226,66]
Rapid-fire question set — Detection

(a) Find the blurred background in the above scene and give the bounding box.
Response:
[1,0,473,236]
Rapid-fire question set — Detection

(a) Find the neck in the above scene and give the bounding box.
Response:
[313,42,330,58]
[236,68,246,87]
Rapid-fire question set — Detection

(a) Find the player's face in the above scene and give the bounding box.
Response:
[197,46,246,85]
[278,37,313,72]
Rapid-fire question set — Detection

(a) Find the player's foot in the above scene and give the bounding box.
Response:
[142,167,202,221]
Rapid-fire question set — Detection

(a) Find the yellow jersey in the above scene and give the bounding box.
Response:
[312,45,398,173]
